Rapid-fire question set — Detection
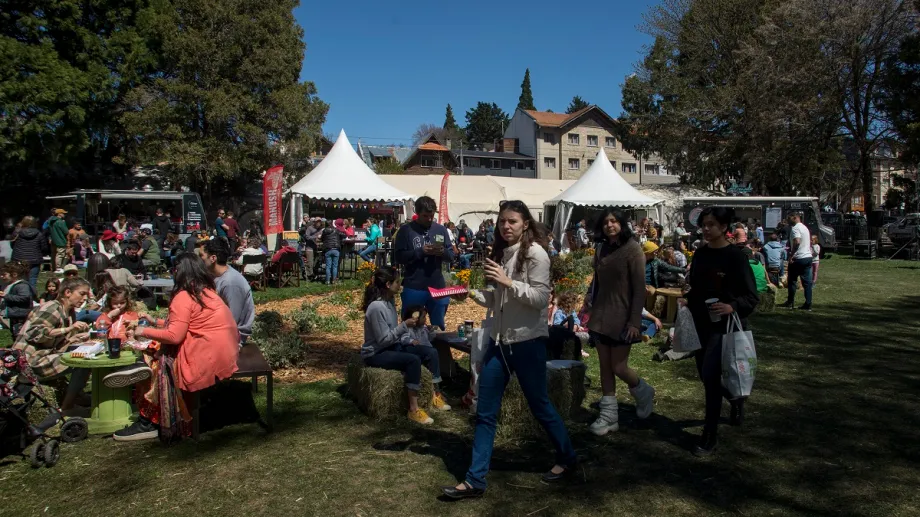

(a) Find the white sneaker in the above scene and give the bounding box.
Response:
[103,364,153,388]
[588,396,619,436]
[631,379,656,419]
[54,269,64,274]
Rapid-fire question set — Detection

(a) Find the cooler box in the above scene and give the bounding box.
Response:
[854,240,877,259]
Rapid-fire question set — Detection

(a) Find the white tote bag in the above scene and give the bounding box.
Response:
[672,306,702,353]
[467,308,493,407]
[721,313,757,399]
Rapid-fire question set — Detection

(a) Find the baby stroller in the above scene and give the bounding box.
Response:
[1,349,88,468]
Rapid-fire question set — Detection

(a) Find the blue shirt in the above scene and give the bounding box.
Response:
[763,241,786,268]
[366,224,381,244]
[393,221,454,291]
[552,308,581,327]
[755,226,765,242]
[215,217,227,237]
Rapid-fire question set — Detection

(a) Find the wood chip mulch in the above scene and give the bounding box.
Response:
[257,291,487,383]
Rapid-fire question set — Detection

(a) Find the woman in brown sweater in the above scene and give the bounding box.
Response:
[582,209,656,435]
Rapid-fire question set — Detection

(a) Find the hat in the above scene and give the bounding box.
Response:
[140,223,153,233]
[54,209,67,215]
[62,264,79,274]
[101,230,117,241]
[642,241,660,254]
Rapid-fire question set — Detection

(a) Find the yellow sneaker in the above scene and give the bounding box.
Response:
[432,392,452,411]
[408,408,434,425]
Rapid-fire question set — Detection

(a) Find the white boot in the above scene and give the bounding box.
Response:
[589,396,619,436]
[630,379,656,419]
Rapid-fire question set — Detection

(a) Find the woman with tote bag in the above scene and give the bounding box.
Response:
[441,200,576,500]
[684,206,759,456]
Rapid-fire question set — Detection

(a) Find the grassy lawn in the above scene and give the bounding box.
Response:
[2,257,920,516]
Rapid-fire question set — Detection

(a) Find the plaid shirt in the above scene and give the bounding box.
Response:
[12,300,76,379]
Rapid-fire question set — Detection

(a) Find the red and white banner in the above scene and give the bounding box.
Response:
[438,172,450,224]
[263,165,285,234]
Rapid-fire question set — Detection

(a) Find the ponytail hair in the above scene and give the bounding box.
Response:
[362,266,399,311]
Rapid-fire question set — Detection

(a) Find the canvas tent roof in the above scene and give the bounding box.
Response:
[546,148,661,208]
[378,174,572,229]
[288,129,412,202]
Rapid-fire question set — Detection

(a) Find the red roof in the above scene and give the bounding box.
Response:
[418,142,449,151]
[524,106,606,128]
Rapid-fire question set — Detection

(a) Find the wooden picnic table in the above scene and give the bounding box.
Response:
[431,331,471,380]
[60,352,139,435]
[655,287,684,324]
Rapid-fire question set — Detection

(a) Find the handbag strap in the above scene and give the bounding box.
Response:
[725,312,743,333]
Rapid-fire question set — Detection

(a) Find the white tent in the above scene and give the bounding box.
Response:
[379,174,572,229]
[544,148,662,244]
[288,129,412,202]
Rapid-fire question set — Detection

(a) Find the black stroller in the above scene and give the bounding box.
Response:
[1,349,88,468]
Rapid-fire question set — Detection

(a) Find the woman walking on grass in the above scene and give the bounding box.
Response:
[684,206,759,456]
[441,200,576,500]
[581,209,656,436]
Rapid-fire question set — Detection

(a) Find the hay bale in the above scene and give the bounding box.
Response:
[347,355,433,420]
[496,362,586,440]
[757,285,777,313]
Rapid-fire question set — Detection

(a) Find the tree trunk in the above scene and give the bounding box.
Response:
[860,149,875,213]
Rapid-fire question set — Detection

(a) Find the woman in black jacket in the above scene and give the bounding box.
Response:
[0,262,37,338]
[685,206,759,456]
[10,216,49,289]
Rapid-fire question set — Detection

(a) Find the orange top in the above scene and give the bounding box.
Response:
[142,289,239,392]
[95,311,140,340]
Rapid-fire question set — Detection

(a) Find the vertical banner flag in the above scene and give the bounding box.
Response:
[438,172,450,224]
[263,165,285,234]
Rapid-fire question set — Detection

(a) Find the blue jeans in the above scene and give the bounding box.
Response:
[358,244,377,262]
[325,249,340,283]
[28,265,40,290]
[465,338,576,490]
[400,288,450,331]
[76,310,102,324]
[363,345,442,390]
[458,253,473,269]
[786,257,814,306]
[641,318,657,339]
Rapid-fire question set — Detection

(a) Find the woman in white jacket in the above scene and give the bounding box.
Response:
[441,200,576,500]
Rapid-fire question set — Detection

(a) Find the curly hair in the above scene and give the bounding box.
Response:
[489,200,547,274]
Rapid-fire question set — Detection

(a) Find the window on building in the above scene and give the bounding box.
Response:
[605,137,616,148]
[464,157,480,168]
[568,158,580,170]
[587,135,598,147]
[587,159,595,167]
[568,133,580,145]
[515,161,525,170]
[544,133,555,144]
[421,154,442,168]
[490,159,502,169]
[645,164,660,175]
[544,157,556,168]
[622,162,637,173]
[609,160,617,169]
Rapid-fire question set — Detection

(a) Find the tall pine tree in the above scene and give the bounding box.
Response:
[566,96,590,114]
[444,104,458,130]
[465,102,510,147]
[517,69,535,111]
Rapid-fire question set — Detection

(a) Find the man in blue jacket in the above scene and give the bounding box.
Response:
[394,196,455,330]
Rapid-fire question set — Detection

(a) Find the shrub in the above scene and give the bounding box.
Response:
[258,332,307,369]
[356,261,375,285]
[550,255,573,282]
[327,290,356,307]
[289,304,321,334]
[469,266,486,290]
[252,311,285,342]
[316,315,348,333]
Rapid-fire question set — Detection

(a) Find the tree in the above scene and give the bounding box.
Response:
[413,124,443,146]
[465,102,510,148]
[885,173,920,210]
[444,104,459,131]
[373,158,405,175]
[566,96,590,114]
[120,0,328,196]
[883,1,920,164]
[517,69,535,111]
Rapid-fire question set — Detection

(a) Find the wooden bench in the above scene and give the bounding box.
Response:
[191,343,273,439]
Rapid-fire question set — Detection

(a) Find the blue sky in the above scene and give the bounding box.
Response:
[295,0,658,146]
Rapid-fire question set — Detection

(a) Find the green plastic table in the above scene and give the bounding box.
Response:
[60,352,139,435]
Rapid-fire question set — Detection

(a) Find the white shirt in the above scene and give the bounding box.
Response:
[791,223,812,260]
[235,247,265,275]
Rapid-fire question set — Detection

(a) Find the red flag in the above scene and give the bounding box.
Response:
[438,172,450,224]
[263,165,285,234]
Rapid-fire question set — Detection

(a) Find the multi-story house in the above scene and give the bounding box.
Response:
[402,133,459,175]
[503,105,677,185]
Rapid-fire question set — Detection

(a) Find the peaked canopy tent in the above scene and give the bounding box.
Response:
[287,130,413,229]
[544,148,663,244]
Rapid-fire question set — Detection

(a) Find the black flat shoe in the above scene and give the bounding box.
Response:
[441,481,484,500]
[541,464,576,483]
[693,431,718,457]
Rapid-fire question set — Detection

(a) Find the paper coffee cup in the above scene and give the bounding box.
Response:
[705,298,721,322]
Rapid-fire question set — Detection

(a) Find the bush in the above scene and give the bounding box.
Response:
[289,303,321,334]
[258,331,306,369]
[326,290,356,307]
[356,261,375,285]
[469,266,486,290]
[316,315,348,333]
[253,311,284,336]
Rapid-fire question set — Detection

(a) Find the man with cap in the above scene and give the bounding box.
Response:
[138,225,161,268]
[98,230,121,258]
[49,209,69,273]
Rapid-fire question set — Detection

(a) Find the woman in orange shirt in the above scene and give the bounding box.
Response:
[107,253,240,442]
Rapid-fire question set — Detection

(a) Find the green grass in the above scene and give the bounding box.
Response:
[252,279,362,305]
[3,257,920,516]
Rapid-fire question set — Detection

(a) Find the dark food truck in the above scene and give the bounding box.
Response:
[682,197,836,253]
[45,190,207,238]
